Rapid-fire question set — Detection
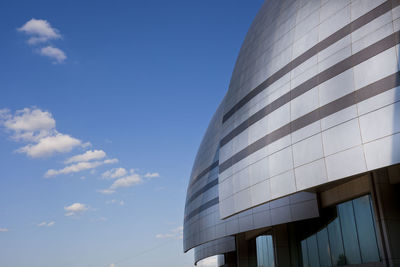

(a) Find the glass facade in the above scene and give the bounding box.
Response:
[256,235,275,267]
[301,195,380,266]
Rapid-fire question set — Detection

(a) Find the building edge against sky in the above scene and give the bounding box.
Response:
[184,0,400,266]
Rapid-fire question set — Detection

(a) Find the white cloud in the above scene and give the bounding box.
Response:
[18,133,82,158]
[198,256,218,267]
[156,226,183,240]
[144,172,160,178]
[45,158,118,178]
[0,108,86,158]
[17,19,67,64]
[109,264,115,267]
[98,189,116,195]
[0,109,10,119]
[104,158,118,164]
[65,150,106,164]
[1,107,55,142]
[40,46,67,64]
[99,173,140,194]
[0,228,9,232]
[18,18,61,44]
[37,221,55,227]
[99,169,159,194]
[102,167,127,179]
[110,173,142,190]
[64,203,88,216]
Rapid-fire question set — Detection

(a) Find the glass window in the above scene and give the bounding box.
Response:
[266,235,274,267]
[306,235,320,267]
[327,218,345,266]
[300,195,380,266]
[301,240,309,267]
[338,201,362,264]
[257,237,263,267]
[317,228,332,267]
[353,195,380,262]
[256,235,274,267]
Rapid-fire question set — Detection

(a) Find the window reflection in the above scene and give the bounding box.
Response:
[353,196,380,262]
[317,228,331,267]
[327,218,345,266]
[338,201,361,264]
[306,235,320,267]
[301,195,380,266]
[256,235,275,267]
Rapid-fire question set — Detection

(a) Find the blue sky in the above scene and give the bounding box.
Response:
[0,1,263,266]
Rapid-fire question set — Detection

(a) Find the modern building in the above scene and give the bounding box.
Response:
[183,0,400,266]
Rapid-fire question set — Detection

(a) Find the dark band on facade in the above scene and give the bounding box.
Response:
[219,71,400,173]
[186,178,219,204]
[189,161,219,188]
[185,56,400,226]
[185,197,219,222]
[222,0,400,124]
[185,0,400,233]
[185,27,400,223]
[220,30,400,147]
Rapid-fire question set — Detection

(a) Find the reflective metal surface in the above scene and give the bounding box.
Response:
[184,0,400,263]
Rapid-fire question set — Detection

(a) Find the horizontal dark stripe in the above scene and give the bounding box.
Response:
[222,0,399,123]
[186,178,219,204]
[189,161,219,188]
[184,197,219,222]
[219,71,400,173]
[220,30,400,147]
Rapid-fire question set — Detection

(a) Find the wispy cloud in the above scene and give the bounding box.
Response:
[106,199,124,206]
[102,167,127,179]
[110,173,142,189]
[64,203,88,217]
[37,221,55,227]
[0,107,122,179]
[65,150,106,164]
[1,106,157,199]
[98,189,116,195]
[17,18,61,44]
[17,18,67,63]
[0,108,85,158]
[39,46,66,64]
[99,169,160,194]
[0,228,9,232]
[45,158,118,178]
[144,172,160,178]
[155,226,183,240]
[103,159,118,164]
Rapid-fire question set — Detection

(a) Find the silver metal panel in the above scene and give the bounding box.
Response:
[295,158,328,190]
[217,0,400,218]
[320,2,351,40]
[292,133,324,167]
[194,237,236,265]
[184,0,400,261]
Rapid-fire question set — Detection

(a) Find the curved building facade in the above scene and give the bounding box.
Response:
[184,0,400,266]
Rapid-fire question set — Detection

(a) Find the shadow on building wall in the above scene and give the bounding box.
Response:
[394,44,400,164]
